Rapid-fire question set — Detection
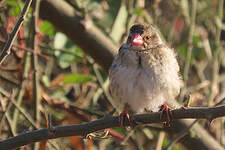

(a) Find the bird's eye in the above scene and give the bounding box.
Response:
[145,35,151,40]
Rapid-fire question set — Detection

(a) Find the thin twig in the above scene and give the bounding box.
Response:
[0,94,16,136]
[0,39,51,60]
[11,98,38,129]
[12,52,31,132]
[183,0,197,85]
[0,70,20,85]
[215,97,225,106]
[92,63,124,114]
[0,100,12,133]
[31,0,41,127]
[30,0,41,149]
[3,112,15,137]
[0,84,37,131]
[121,128,136,145]
[0,0,33,65]
[156,131,165,150]
[208,0,224,105]
[38,43,83,57]
[92,64,117,111]
[165,119,198,150]
[0,105,224,149]
[42,90,102,118]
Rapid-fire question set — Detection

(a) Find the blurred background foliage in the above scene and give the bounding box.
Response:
[0,0,224,150]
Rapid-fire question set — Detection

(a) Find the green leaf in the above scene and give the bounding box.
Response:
[193,35,199,45]
[172,145,182,150]
[41,75,50,87]
[87,2,101,12]
[6,0,24,16]
[55,40,84,68]
[162,138,169,148]
[58,53,80,68]
[178,44,187,58]
[112,127,125,134]
[54,32,68,49]
[40,21,55,36]
[134,8,143,15]
[65,41,84,57]
[6,0,18,6]
[63,74,96,84]
[9,6,21,16]
[192,47,204,60]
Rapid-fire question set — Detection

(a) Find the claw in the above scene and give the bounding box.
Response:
[159,103,173,126]
[119,104,134,127]
[119,111,130,126]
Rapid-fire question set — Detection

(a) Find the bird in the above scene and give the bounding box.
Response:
[109,23,182,125]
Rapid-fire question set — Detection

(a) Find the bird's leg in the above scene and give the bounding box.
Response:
[119,103,131,126]
[181,94,191,109]
[159,103,173,126]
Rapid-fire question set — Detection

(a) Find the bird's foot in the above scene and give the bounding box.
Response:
[159,103,173,126]
[119,110,131,127]
[119,104,136,127]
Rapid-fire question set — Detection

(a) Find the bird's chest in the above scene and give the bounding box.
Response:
[109,49,174,111]
[110,52,165,96]
[110,62,161,96]
[117,50,167,85]
[109,63,165,112]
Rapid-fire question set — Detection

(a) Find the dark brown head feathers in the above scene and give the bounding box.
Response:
[130,24,144,34]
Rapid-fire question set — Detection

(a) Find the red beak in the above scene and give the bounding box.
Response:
[131,33,143,46]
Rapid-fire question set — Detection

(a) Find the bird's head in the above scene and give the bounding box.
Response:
[127,24,162,50]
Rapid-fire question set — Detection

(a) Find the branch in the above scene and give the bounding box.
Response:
[0,105,224,149]
[0,0,32,65]
[30,4,41,149]
[39,0,117,71]
[183,0,197,84]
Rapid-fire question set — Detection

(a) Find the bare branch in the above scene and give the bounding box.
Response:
[0,0,33,65]
[0,105,224,149]
[39,0,117,71]
[183,0,197,85]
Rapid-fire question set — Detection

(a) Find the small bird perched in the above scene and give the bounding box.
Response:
[109,24,182,124]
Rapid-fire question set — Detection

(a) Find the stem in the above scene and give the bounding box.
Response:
[31,0,41,149]
[12,52,31,132]
[0,0,32,64]
[208,0,224,105]
[183,0,197,85]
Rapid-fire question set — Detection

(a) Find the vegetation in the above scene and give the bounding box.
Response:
[0,0,224,149]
